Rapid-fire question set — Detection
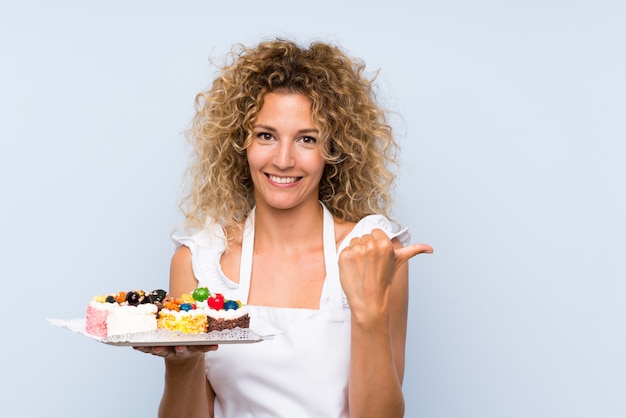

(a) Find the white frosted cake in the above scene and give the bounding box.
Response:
[85,290,164,337]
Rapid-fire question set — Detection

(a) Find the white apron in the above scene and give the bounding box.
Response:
[206,205,352,418]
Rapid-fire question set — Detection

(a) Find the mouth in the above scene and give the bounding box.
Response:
[267,174,302,184]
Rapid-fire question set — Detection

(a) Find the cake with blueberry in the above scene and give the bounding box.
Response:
[157,287,250,334]
[204,294,250,332]
[85,289,166,337]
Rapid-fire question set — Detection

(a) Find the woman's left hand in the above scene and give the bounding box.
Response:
[338,228,432,321]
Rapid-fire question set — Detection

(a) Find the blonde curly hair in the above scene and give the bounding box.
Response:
[180,39,399,232]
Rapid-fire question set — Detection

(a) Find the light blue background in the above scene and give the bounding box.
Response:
[2,1,625,417]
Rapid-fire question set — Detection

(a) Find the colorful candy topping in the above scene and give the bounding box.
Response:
[223,300,240,310]
[179,303,193,312]
[162,297,183,312]
[147,289,167,303]
[114,292,127,303]
[160,289,243,312]
[126,290,144,306]
[93,289,167,306]
[192,287,210,302]
[208,293,225,310]
[92,287,242,312]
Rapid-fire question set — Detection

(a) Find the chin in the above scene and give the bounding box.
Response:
[258,197,314,211]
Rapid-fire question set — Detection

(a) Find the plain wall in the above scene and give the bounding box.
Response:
[1,1,625,417]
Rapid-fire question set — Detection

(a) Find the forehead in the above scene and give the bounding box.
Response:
[255,92,316,127]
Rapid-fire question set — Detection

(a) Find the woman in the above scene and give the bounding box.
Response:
[136,39,432,418]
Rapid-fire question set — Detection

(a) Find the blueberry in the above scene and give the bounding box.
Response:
[223,300,239,311]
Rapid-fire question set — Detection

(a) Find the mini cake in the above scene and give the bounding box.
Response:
[157,309,209,334]
[85,287,249,337]
[206,306,250,332]
[85,289,166,337]
[157,293,208,334]
[205,294,250,332]
[157,287,250,334]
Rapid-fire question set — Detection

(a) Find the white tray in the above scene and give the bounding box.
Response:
[48,318,265,346]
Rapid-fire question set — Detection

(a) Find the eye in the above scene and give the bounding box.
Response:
[299,136,317,145]
[256,132,274,141]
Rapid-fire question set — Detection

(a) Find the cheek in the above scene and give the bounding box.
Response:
[245,145,263,171]
[308,155,326,179]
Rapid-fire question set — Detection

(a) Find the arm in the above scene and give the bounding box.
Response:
[338,229,432,418]
[156,245,216,418]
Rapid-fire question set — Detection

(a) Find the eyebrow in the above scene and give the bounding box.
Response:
[253,124,319,135]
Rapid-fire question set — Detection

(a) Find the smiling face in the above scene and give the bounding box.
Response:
[247,92,326,211]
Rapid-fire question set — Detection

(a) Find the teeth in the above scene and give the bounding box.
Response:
[269,175,299,184]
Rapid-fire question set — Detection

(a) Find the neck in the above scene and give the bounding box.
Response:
[252,201,324,251]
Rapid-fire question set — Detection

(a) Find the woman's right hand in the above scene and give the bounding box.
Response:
[133,344,218,361]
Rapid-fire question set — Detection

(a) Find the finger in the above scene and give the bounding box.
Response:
[349,236,363,247]
[194,344,219,353]
[174,345,189,356]
[359,232,375,243]
[153,346,172,357]
[370,228,389,240]
[394,243,434,265]
[133,345,165,356]
[179,345,219,356]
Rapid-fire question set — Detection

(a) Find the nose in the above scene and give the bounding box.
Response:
[273,141,295,169]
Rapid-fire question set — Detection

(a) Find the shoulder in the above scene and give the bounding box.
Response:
[170,221,241,297]
[171,222,226,254]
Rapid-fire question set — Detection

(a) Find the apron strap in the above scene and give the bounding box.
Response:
[321,205,345,320]
[237,208,255,304]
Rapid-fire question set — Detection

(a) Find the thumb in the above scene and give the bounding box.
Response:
[394,243,434,266]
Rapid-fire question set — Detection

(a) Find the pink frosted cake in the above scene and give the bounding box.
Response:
[85,290,166,337]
